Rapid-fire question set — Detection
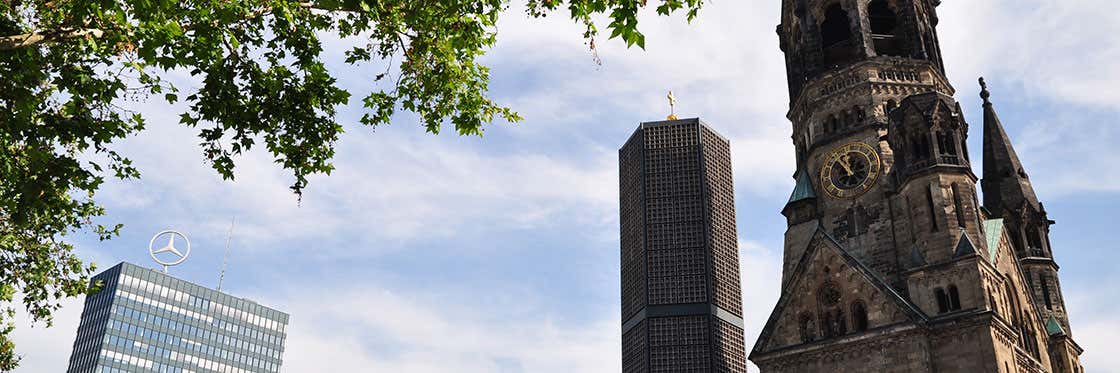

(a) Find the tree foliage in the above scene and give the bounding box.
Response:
[0,0,702,368]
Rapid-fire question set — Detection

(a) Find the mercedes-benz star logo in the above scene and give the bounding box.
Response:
[149,230,191,268]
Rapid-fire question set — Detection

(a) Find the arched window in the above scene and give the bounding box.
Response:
[820,4,856,68]
[868,0,904,56]
[935,287,949,314]
[909,134,932,167]
[1041,275,1053,310]
[988,286,999,315]
[869,0,898,34]
[799,313,817,343]
[1027,227,1045,255]
[854,106,866,122]
[820,311,835,338]
[851,301,869,332]
[1004,280,1021,326]
[948,285,962,311]
[821,4,852,47]
[818,281,846,338]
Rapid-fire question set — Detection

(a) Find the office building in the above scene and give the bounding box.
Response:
[67,262,289,373]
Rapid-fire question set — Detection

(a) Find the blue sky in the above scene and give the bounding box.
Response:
[11,0,1120,372]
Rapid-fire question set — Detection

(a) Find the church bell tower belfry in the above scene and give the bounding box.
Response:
[751,1,1084,372]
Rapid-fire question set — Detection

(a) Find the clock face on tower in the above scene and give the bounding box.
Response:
[820,142,882,199]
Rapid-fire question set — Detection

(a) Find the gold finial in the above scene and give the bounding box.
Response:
[667,90,678,120]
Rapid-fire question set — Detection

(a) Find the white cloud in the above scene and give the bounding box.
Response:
[270,285,619,373]
[273,240,782,373]
[1013,119,1120,196]
[739,240,784,372]
[97,111,620,253]
[7,297,84,372]
[1065,280,1120,372]
[938,0,1120,108]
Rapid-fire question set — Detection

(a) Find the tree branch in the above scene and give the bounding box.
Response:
[0,28,106,50]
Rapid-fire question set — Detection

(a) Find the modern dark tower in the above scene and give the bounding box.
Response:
[750,1,1083,372]
[619,118,746,373]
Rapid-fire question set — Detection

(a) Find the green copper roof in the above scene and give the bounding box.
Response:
[983,219,1005,263]
[787,168,816,204]
[1046,314,1067,336]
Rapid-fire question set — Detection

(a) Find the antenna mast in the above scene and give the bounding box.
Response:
[217,217,235,292]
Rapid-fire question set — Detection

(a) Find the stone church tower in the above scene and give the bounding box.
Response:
[749,1,1085,372]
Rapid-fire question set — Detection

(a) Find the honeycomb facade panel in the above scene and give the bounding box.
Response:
[713,318,748,373]
[620,119,745,372]
[623,321,649,373]
[620,131,648,321]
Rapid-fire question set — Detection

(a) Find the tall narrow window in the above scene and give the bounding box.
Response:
[818,282,846,338]
[937,131,960,164]
[952,183,967,228]
[948,285,961,311]
[1005,280,1021,327]
[1041,275,1053,310]
[799,313,817,342]
[821,311,835,338]
[1027,227,1045,256]
[1012,233,1026,254]
[946,133,959,156]
[851,301,869,332]
[935,288,949,314]
[926,187,939,232]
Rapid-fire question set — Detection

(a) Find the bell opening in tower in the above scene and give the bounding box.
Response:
[820,4,857,69]
[869,0,906,57]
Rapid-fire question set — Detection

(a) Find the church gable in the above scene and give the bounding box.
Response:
[980,218,1057,364]
[754,229,926,354]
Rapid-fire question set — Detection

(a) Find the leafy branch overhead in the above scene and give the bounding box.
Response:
[0,0,702,369]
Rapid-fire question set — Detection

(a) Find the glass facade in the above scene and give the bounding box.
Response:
[66,262,289,373]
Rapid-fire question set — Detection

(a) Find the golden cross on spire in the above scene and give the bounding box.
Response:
[667,90,678,121]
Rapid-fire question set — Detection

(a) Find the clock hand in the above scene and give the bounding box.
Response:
[838,155,854,176]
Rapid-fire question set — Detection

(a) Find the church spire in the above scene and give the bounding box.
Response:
[980,77,1040,215]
